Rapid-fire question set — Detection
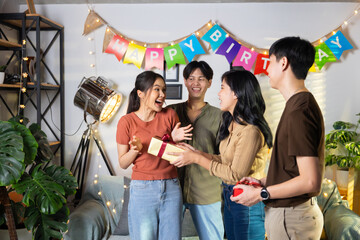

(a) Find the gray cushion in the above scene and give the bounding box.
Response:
[113,177,130,235]
[65,176,124,240]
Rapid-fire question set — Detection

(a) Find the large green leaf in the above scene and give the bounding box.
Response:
[325,129,357,146]
[345,141,360,156]
[29,123,54,163]
[12,165,66,215]
[44,165,78,196]
[25,205,69,240]
[9,121,38,165]
[0,121,25,186]
[333,121,355,130]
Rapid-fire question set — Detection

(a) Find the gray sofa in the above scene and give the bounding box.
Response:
[64,176,360,240]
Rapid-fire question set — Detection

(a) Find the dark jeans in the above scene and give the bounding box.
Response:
[222,182,265,240]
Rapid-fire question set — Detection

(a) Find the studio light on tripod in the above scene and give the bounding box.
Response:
[74,76,122,123]
[71,76,122,202]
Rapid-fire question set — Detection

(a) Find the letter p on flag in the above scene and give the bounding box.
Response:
[145,48,164,70]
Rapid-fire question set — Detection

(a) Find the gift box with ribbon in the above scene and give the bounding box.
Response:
[147,134,184,162]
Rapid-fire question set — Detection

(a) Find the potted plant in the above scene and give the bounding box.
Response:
[0,65,6,84]
[325,113,360,188]
[0,116,78,240]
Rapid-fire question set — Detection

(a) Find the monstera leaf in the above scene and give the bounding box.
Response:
[29,123,54,163]
[12,165,66,215]
[9,120,38,165]
[25,204,69,240]
[44,165,78,196]
[0,121,25,186]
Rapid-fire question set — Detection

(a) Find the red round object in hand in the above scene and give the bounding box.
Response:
[233,188,243,196]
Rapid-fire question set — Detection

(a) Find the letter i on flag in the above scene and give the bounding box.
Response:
[104,35,129,61]
[145,48,164,70]
[233,46,258,71]
[215,37,241,64]
[201,24,227,51]
[325,31,353,60]
[179,34,205,62]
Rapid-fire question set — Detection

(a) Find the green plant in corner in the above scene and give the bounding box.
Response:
[0,65,6,72]
[325,113,360,170]
[0,116,78,240]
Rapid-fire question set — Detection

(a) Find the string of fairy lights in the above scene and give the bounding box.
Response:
[84,4,360,59]
[85,5,123,217]
[81,3,360,220]
[15,4,360,120]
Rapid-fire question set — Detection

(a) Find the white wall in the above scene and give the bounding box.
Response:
[13,3,360,185]
[0,0,19,13]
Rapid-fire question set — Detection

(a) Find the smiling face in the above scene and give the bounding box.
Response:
[218,79,237,114]
[139,77,166,112]
[184,68,212,101]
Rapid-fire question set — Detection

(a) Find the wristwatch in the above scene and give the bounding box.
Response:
[260,187,270,201]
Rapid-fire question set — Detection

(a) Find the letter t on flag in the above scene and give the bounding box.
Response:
[254,53,270,75]
[104,35,129,61]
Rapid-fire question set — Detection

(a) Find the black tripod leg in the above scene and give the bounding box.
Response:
[75,137,91,201]
[93,135,115,176]
[70,128,90,173]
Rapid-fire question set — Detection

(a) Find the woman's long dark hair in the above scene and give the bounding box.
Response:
[126,71,164,114]
[218,70,273,148]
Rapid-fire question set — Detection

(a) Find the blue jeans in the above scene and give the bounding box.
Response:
[128,179,182,240]
[223,182,265,240]
[183,202,224,240]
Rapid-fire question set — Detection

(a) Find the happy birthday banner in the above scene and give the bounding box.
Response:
[83,9,358,75]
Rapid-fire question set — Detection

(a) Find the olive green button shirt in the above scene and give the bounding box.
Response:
[168,102,222,205]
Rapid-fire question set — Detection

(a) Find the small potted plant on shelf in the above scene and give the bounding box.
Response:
[0,116,78,240]
[325,113,360,188]
[0,65,6,84]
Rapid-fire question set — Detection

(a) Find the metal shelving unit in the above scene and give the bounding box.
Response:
[0,12,65,166]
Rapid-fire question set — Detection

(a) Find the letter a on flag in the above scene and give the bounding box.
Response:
[123,43,146,68]
[104,35,129,61]
[314,43,336,70]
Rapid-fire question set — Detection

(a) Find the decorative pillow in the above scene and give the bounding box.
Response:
[112,177,130,235]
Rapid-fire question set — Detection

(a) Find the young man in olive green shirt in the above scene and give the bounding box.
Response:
[168,61,224,240]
